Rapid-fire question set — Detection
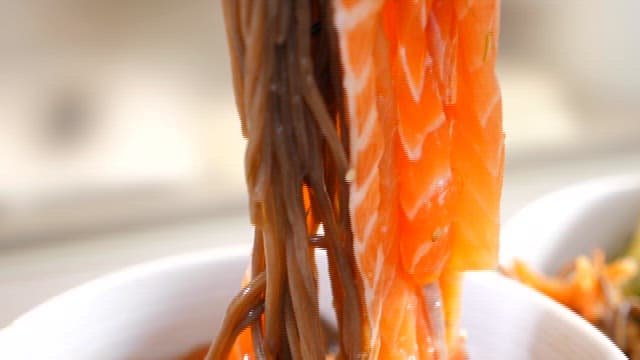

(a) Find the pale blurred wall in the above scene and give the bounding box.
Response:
[500,0,640,163]
[0,0,639,243]
[503,1,640,102]
[0,1,246,242]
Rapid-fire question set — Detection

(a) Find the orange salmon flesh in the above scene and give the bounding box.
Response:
[335,0,503,358]
[226,0,504,359]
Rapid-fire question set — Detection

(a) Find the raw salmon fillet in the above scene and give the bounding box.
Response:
[224,0,503,358]
[335,0,504,358]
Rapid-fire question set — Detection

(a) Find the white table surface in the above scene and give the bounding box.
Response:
[2,151,640,328]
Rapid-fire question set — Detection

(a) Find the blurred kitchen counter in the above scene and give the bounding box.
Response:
[2,150,640,327]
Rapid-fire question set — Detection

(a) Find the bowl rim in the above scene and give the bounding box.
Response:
[3,244,253,337]
[500,173,640,266]
[0,243,626,358]
[504,173,640,228]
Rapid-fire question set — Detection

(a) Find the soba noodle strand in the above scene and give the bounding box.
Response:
[208,1,365,358]
[206,273,266,358]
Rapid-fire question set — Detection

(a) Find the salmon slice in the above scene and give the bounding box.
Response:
[226,0,503,357]
[336,0,503,358]
[385,0,454,287]
[441,1,503,346]
[336,1,441,358]
[334,1,401,356]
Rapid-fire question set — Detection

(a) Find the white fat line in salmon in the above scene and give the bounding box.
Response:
[422,282,448,360]
[354,108,380,154]
[334,1,383,31]
[343,60,373,95]
[480,92,500,128]
[403,173,452,220]
[399,46,432,103]
[398,113,446,161]
[349,165,382,209]
[410,225,450,274]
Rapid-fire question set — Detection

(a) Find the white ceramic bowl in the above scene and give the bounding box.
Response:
[501,174,640,272]
[0,243,624,360]
[0,245,624,359]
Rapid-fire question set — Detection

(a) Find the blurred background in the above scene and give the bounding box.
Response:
[1,1,639,326]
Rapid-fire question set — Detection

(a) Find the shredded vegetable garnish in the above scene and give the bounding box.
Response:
[504,218,640,359]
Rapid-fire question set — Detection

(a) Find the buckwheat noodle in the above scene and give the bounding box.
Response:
[205,1,364,359]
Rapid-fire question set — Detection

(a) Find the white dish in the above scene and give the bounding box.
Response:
[0,244,624,359]
[501,174,640,272]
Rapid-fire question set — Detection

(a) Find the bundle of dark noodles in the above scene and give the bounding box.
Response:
[206,1,364,359]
